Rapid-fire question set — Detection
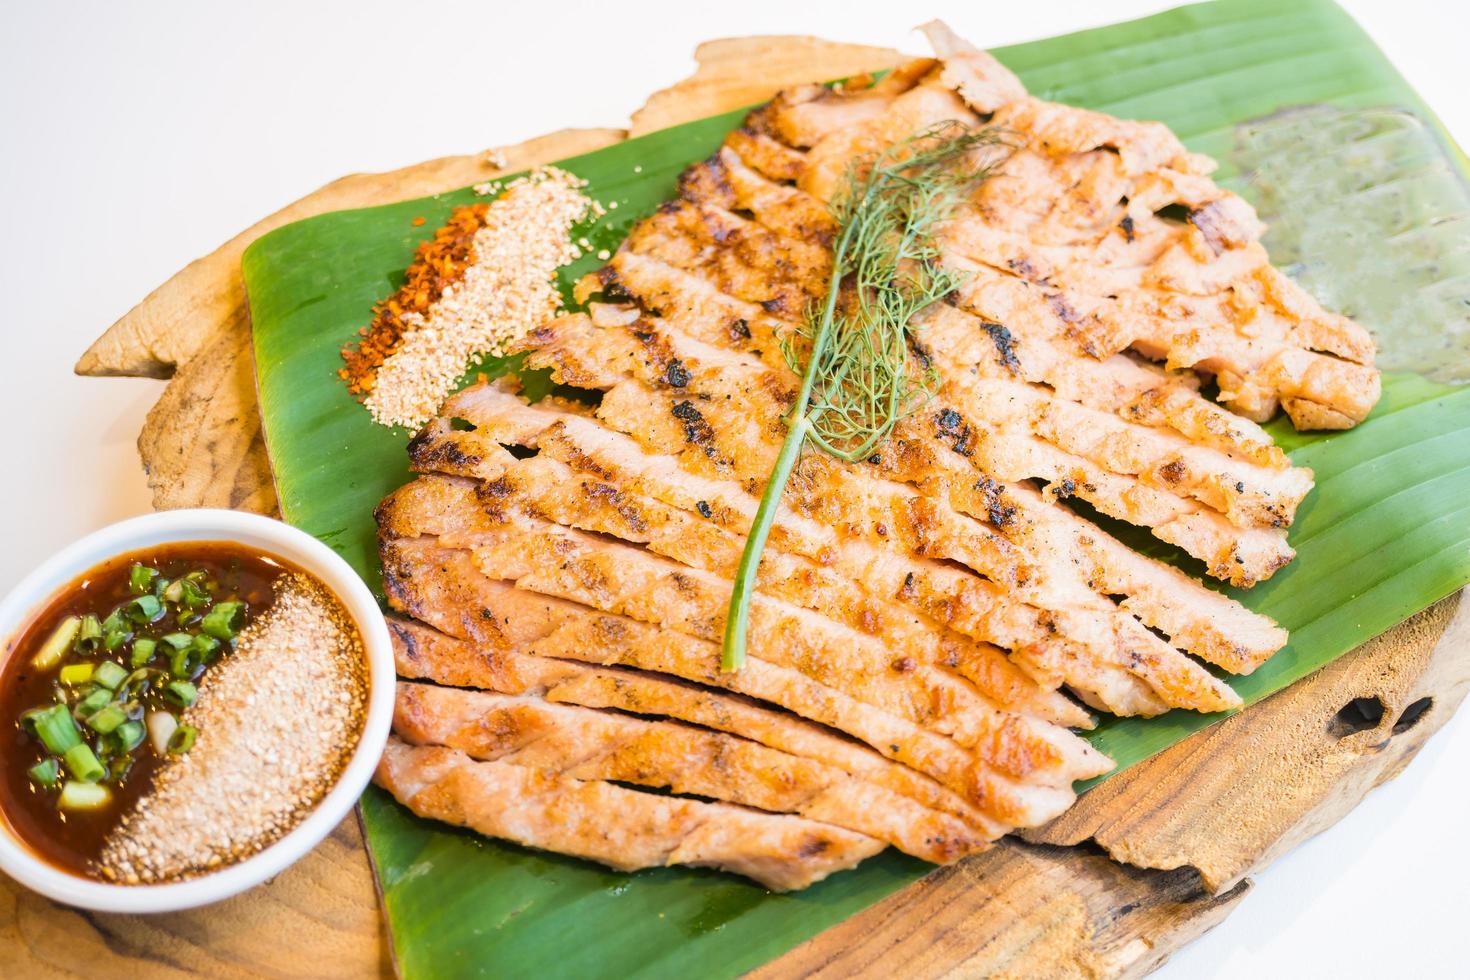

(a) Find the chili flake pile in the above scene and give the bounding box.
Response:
[340,167,600,429]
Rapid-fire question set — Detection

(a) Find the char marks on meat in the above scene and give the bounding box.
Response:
[373,21,1374,889]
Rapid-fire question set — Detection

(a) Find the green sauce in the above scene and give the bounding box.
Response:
[1232,104,1470,383]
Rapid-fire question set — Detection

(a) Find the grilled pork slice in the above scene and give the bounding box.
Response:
[486,452,1090,729]
[612,198,1297,585]
[587,238,1289,653]
[380,474,1110,789]
[420,381,1227,715]
[380,537,1087,828]
[670,155,1323,528]
[416,384,1167,717]
[514,317,1257,700]
[912,303,1311,523]
[376,738,884,891]
[666,147,1298,474]
[749,32,1381,429]
[388,616,1004,832]
[394,681,990,863]
[608,248,1290,473]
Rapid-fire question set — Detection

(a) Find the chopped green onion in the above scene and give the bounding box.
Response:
[100,610,131,652]
[74,687,111,719]
[128,564,158,595]
[163,680,197,708]
[167,724,197,754]
[59,663,95,686]
[18,708,44,738]
[191,633,220,662]
[125,594,163,624]
[169,646,193,679]
[92,661,128,690]
[160,633,194,651]
[200,601,245,640]
[58,781,111,810]
[28,758,61,787]
[75,614,102,653]
[106,755,132,782]
[85,704,128,734]
[112,720,146,753]
[168,577,210,612]
[32,704,82,755]
[30,616,81,670]
[63,743,104,782]
[130,637,157,668]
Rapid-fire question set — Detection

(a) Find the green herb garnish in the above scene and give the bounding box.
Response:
[63,742,104,782]
[92,661,128,690]
[128,564,158,595]
[130,637,157,668]
[721,120,1003,671]
[200,601,245,640]
[28,758,61,788]
[167,724,198,754]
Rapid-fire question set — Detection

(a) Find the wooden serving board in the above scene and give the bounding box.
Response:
[6,34,1466,979]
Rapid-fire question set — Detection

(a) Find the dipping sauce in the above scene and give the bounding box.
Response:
[0,543,285,879]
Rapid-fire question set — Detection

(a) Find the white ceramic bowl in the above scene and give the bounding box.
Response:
[0,509,393,912]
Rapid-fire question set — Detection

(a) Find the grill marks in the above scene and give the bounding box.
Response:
[660,156,1308,587]
[378,534,1082,832]
[372,27,1342,888]
[544,279,1268,700]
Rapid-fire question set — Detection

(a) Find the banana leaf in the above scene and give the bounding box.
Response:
[242,0,1470,975]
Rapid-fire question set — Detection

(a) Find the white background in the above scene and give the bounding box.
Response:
[0,1,1466,975]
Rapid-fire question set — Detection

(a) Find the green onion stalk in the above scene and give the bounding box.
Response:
[721,120,1004,672]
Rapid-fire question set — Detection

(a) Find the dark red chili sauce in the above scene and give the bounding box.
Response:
[0,542,288,878]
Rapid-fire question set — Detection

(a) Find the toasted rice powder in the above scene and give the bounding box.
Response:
[362,167,599,429]
[97,573,368,885]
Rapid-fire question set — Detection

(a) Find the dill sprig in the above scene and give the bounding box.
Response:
[722,120,1004,672]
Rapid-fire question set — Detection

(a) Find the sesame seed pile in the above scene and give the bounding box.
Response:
[97,573,368,885]
[362,167,598,429]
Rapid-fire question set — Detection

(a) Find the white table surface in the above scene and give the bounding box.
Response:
[1,1,1465,975]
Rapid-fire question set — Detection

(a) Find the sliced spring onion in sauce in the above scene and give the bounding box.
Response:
[30,616,81,670]
[129,637,156,668]
[112,720,146,754]
[125,594,164,625]
[200,601,245,640]
[92,661,127,690]
[28,758,61,787]
[58,663,95,686]
[85,704,128,734]
[58,781,111,811]
[128,564,158,595]
[162,681,197,708]
[63,743,104,782]
[13,555,264,842]
[167,724,197,754]
[75,614,103,653]
[74,687,111,719]
[100,609,131,652]
[33,704,83,755]
[173,577,210,613]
